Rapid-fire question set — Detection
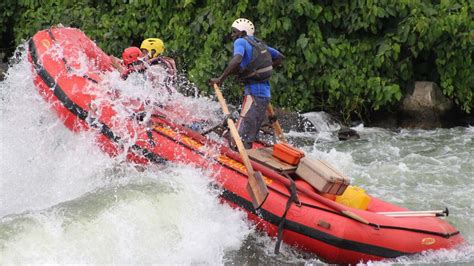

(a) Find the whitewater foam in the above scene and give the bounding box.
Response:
[0,45,253,264]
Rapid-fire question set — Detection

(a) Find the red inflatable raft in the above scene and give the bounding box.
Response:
[27,27,463,264]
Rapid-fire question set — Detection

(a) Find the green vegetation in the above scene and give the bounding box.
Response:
[1,0,473,121]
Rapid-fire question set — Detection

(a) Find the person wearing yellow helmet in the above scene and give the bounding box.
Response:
[140,38,164,59]
[140,38,177,90]
[140,38,176,75]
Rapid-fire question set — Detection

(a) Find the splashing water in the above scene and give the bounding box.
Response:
[0,44,252,264]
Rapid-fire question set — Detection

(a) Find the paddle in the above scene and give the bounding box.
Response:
[212,83,269,209]
[266,103,287,143]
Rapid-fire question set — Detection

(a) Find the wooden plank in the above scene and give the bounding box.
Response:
[247,148,297,173]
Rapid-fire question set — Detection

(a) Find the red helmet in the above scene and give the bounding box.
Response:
[122,46,143,66]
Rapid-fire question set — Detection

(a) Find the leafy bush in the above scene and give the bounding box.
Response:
[4,0,473,120]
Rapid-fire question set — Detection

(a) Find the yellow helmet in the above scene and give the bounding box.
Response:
[140,38,164,58]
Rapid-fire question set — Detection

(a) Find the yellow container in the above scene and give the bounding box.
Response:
[335,186,371,210]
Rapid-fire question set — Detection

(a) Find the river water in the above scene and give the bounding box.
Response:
[0,47,473,265]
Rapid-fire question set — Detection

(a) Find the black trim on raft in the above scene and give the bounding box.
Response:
[220,188,408,258]
[28,32,460,260]
[28,36,165,164]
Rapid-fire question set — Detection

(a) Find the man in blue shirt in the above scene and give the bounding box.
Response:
[211,18,283,149]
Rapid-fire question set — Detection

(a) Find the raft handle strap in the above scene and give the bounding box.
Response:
[274,174,299,254]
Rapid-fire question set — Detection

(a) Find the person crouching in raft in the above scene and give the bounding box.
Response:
[140,38,177,94]
[121,46,147,80]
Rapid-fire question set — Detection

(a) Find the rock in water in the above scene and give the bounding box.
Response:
[400,81,453,129]
[338,127,360,141]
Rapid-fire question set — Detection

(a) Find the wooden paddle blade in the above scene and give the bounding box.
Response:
[226,119,269,208]
[246,171,269,209]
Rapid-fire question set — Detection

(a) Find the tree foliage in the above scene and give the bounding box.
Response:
[2,0,473,120]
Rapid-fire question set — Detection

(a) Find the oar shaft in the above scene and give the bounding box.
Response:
[213,84,230,115]
[381,213,443,217]
[377,210,447,215]
[227,119,254,175]
[266,104,286,143]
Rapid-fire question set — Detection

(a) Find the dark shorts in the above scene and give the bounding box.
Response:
[237,95,270,149]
